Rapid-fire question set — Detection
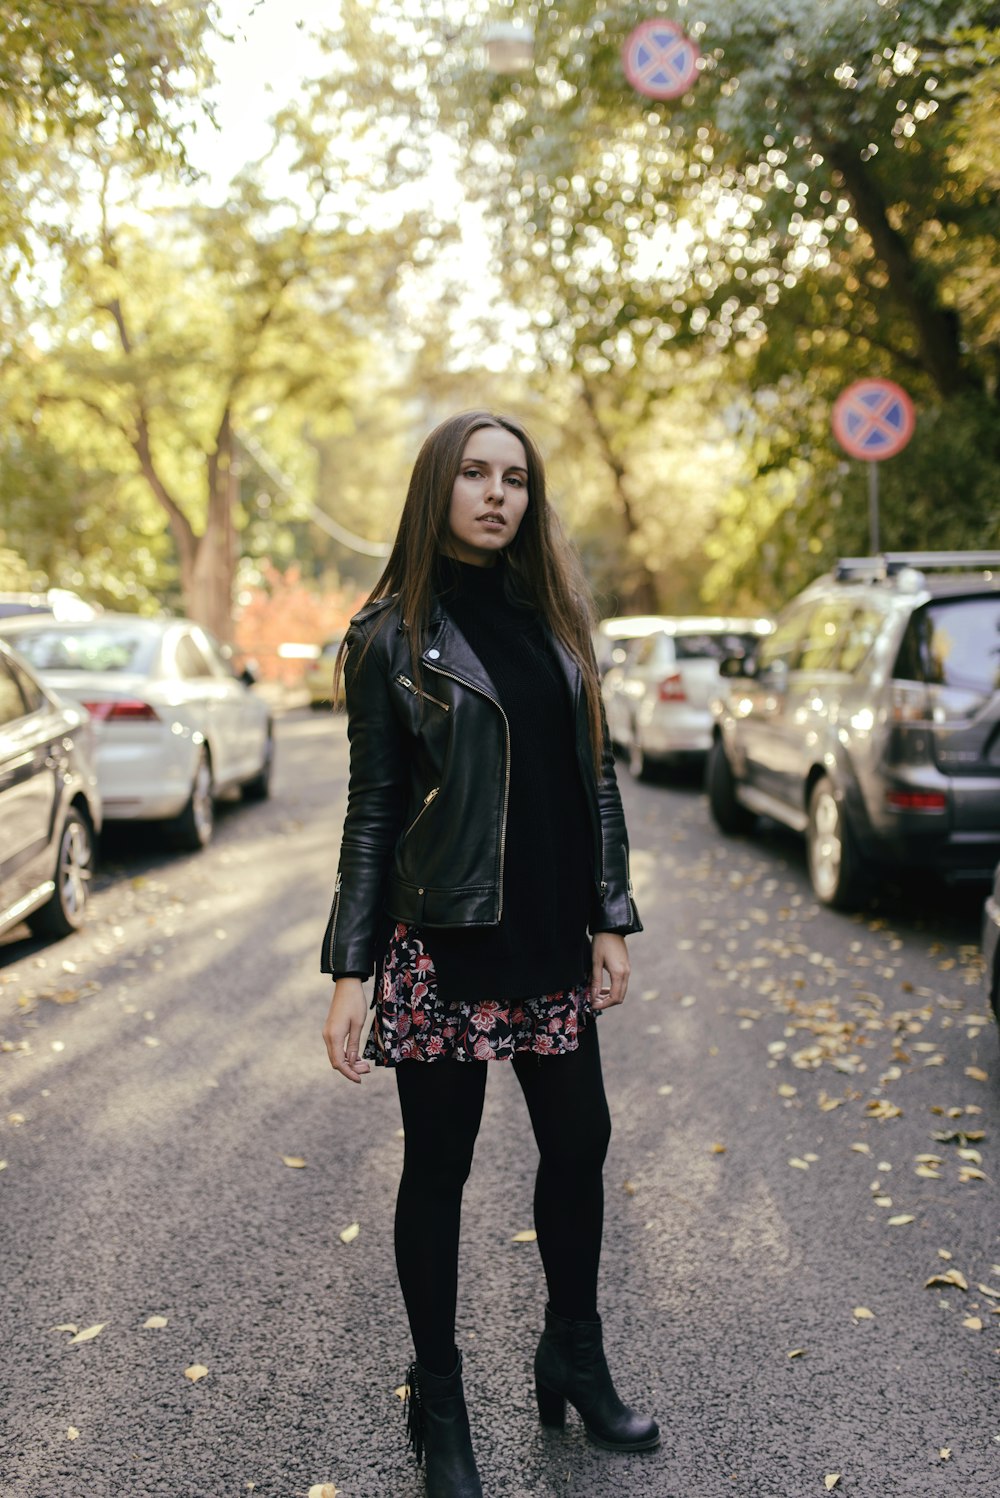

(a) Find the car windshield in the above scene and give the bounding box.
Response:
[674,631,761,662]
[6,623,161,674]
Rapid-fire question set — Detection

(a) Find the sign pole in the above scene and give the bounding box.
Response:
[867,460,880,555]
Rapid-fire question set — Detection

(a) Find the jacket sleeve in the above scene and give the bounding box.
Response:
[320,620,409,976]
[588,652,643,935]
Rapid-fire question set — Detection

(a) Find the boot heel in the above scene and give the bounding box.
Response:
[535,1379,566,1428]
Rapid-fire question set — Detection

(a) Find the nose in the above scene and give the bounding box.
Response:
[486,470,505,504]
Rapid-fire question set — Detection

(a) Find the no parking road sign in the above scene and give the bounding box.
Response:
[622,19,700,100]
[832,379,915,462]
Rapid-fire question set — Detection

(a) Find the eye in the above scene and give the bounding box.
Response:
[506,474,526,487]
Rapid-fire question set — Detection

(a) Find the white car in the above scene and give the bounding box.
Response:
[602,615,773,781]
[0,614,273,850]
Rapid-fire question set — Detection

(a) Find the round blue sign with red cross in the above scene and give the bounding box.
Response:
[832,379,915,461]
[622,19,700,100]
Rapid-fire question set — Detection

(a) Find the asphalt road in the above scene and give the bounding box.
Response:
[1,709,997,1498]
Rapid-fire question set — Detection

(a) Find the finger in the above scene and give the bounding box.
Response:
[341,1019,370,1081]
[611,963,630,1005]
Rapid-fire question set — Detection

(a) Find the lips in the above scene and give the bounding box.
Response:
[477,515,506,527]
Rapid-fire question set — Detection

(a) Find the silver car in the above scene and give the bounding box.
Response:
[983,863,1000,1026]
[0,639,101,942]
[0,614,273,851]
[603,616,773,780]
[708,552,1000,908]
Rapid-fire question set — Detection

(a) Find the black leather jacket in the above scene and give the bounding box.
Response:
[320,594,642,976]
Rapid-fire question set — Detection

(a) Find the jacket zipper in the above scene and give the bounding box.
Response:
[402,785,439,838]
[395,673,450,712]
[424,662,511,921]
[326,871,342,969]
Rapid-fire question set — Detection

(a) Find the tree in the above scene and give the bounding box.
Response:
[0,1,217,265]
[322,0,1000,604]
[3,101,444,637]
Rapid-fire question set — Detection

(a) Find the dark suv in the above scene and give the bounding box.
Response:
[707,552,1000,907]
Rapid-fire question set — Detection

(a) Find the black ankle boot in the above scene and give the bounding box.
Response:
[405,1351,483,1498]
[534,1305,660,1452]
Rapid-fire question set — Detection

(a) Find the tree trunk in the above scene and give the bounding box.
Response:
[578,378,661,613]
[186,413,238,641]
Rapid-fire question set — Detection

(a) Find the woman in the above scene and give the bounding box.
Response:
[321,410,658,1498]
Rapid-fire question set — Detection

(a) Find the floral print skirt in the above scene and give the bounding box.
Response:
[363,921,595,1065]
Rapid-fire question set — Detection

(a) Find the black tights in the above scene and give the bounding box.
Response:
[393,1021,611,1375]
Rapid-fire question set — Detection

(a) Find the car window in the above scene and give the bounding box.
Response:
[7,624,159,673]
[174,634,215,680]
[895,596,1000,700]
[757,604,814,672]
[837,605,886,674]
[0,658,27,726]
[674,631,762,662]
[6,656,45,713]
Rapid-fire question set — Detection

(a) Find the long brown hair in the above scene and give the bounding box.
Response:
[336,410,605,772]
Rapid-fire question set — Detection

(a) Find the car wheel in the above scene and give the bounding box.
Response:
[242,726,274,801]
[29,807,94,938]
[706,737,756,835]
[806,775,865,909]
[627,730,656,782]
[170,746,214,850]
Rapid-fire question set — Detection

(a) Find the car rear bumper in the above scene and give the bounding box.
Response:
[97,733,196,822]
[641,705,713,755]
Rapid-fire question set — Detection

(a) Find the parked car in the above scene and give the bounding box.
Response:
[603,616,773,780]
[0,638,101,942]
[0,614,273,851]
[304,637,345,709]
[593,615,671,677]
[983,863,1000,1027]
[707,551,1000,908]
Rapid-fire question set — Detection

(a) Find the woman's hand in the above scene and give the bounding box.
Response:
[322,978,371,1083]
[590,932,630,1011]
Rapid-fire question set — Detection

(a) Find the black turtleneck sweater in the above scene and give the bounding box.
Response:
[396,558,594,1005]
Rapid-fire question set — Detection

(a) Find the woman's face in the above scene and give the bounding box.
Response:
[445,426,530,567]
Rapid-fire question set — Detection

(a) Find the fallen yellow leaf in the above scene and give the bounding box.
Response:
[339,1222,360,1244]
[977,1284,1000,1299]
[623,1180,638,1195]
[825,1476,841,1490]
[789,1157,810,1170]
[143,1315,168,1329]
[939,1448,951,1460]
[925,1270,968,1291]
[308,1486,340,1498]
[965,1067,988,1082]
[777,1084,797,1098]
[184,1364,209,1383]
[656,1084,674,1096]
[850,1143,871,1155]
[787,1348,806,1359]
[69,1324,106,1345]
[281,1156,307,1169]
[393,1384,409,1402]
[853,1307,874,1320]
[51,1324,78,1334]
[962,1317,983,1331]
[710,1143,726,1155]
[888,1215,914,1226]
[511,1229,537,1243]
[66,1427,79,1440]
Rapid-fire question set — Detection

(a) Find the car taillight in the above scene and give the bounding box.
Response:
[890,681,931,722]
[885,790,947,812]
[82,700,160,722]
[658,673,686,703]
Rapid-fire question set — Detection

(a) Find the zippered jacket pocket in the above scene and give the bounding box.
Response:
[402,786,439,839]
[395,673,450,712]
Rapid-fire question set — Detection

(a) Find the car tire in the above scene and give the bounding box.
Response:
[627,731,657,782]
[29,807,94,938]
[806,775,865,909]
[706,737,756,835]
[242,726,274,802]
[170,746,214,850]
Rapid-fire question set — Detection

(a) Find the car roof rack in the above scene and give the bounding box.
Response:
[834,551,1000,582]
